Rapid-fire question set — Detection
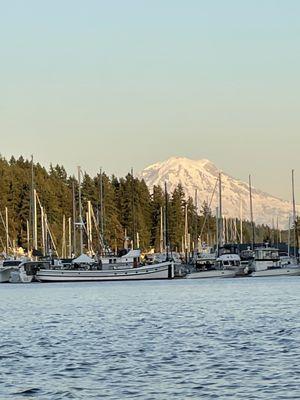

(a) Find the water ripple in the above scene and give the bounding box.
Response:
[1,279,300,399]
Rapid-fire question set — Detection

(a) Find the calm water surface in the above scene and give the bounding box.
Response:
[1,278,300,399]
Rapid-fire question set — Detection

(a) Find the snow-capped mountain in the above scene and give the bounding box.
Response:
[139,157,298,229]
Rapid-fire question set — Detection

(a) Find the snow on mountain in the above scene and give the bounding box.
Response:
[139,157,298,229]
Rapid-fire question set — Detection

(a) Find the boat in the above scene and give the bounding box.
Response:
[0,259,23,283]
[186,252,238,279]
[100,249,141,267]
[240,247,254,274]
[186,268,236,279]
[35,260,174,282]
[9,261,45,283]
[194,247,217,268]
[251,245,300,277]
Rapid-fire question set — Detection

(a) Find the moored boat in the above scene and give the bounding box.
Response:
[186,253,239,279]
[186,268,236,279]
[35,261,174,282]
[250,245,300,277]
[0,260,23,283]
[9,261,46,283]
[251,265,300,277]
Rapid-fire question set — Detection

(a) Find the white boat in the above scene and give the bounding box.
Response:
[251,246,300,277]
[187,253,239,279]
[35,261,174,282]
[145,251,182,265]
[0,260,23,283]
[9,265,33,283]
[0,267,15,283]
[8,261,42,283]
[100,249,141,267]
[186,268,236,279]
[251,265,300,277]
[194,247,217,268]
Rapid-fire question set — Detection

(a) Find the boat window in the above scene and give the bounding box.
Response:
[3,260,22,267]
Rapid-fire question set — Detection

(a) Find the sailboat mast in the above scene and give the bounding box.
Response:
[72,178,77,256]
[288,215,291,257]
[99,168,104,244]
[292,169,298,260]
[5,207,9,255]
[240,197,243,244]
[33,189,38,251]
[218,173,223,249]
[26,220,30,256]
[164,181,169,260]
[249,174,255,250]
[62,214,66,258]
[30,155,36,251]
[160,206,163,253]
[194,188,198,251]
[216,207,219,255]
[131,168,136,249]
[41,206,45,256]
[77,166,83,254]
[68,217,72,258]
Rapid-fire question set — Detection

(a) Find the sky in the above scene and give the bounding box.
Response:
[1,1,299,201]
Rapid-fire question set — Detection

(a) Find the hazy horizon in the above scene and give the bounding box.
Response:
[1,1,299,202]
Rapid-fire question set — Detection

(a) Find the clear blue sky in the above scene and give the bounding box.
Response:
[1,1,299,200]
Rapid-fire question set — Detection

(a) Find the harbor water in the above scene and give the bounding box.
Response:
[1,278,300,399]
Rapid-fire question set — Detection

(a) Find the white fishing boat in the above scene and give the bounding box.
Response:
[251,246,300,277]
[35,261,174,282]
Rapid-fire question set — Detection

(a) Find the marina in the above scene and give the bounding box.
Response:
[0,162,299,284]
[2,2,300,398]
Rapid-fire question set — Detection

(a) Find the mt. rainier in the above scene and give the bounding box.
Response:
[139,157,298,229]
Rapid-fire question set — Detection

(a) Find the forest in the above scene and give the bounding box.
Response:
[0,156,295,257]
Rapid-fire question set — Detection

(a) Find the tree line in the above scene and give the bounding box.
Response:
[0,156,295,256]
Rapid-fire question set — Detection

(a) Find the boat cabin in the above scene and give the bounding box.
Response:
[253,246,281,270]
[101,249,141,267]
[217,254,241,269]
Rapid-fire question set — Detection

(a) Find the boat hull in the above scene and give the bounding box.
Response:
[9,271,33,283]
[251,266,300,277]
[186,269,236,279]
[36,262,174,282]
[0,267,17,283]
